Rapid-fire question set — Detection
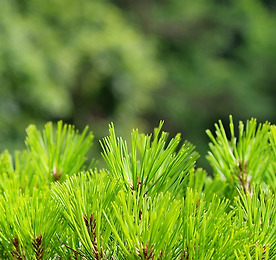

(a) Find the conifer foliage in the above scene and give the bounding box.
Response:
[0,117,276,259]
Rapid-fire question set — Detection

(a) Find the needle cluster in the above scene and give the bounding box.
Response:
[0,117,276,259]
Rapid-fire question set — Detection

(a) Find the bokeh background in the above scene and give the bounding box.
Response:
[1,0,276,170]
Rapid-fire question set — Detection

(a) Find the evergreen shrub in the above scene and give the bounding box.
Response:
[0,116,276,259]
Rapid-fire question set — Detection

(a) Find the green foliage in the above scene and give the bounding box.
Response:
[25,121,94,183]
[0,188,61,259]
[0,121,93,194]
[52,170,120,259]
[206,116,272,198]
[0,150,13,175]
[0,117,276,259]
[100,122,199,198]
[234,185,276,259]
[180,189,241,259]
[105,190,181,259]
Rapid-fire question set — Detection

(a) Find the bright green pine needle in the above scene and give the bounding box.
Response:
[100,121,199,199]
[0,118,275,259]
[25,121,94,184]
[206,115,273,198]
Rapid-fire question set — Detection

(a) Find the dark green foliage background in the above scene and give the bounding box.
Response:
[0,0,276,167]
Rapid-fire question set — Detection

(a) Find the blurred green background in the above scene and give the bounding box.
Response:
[0,0,275,170]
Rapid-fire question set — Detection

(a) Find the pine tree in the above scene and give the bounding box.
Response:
[0,116,276,259]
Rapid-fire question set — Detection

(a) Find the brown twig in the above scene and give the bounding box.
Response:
[56,234,83,259]
[52,167,62,181]
[11,237,26,260]
[32,235,43,260]
[137,243,155,260]
[84,213,103,260]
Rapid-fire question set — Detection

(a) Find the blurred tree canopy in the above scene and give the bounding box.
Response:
[1,0,276,169]
[114,0,276,165]
[0,0,163,150]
